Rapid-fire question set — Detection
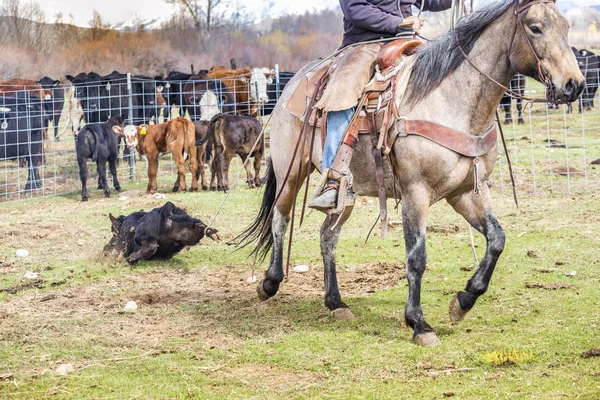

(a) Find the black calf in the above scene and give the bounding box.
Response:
[76,116,124,201]
[103,202,220,265]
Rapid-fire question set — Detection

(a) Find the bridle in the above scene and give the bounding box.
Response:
[456,0,561,105]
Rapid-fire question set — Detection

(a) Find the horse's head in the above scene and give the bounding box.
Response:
[510,0,584,103]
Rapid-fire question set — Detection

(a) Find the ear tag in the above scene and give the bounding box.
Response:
[140,127,147,135]
[1,121,7,130]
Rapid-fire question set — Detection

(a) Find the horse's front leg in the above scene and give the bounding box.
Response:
[321,207,355,321]
[447,186,505,324]
[402,189,440,346]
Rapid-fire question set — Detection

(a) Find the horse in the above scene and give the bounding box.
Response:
[238,0,584,346]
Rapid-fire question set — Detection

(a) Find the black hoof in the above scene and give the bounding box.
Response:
[172,187,179,193]
[210,187,216,191]
[202,186,208,191]
[97,185,103,190]
[104,191,110,198]
[82,197,88,202]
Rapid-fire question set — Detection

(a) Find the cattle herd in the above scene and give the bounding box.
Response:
[0,65,295,195]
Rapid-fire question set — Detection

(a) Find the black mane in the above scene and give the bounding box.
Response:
[405,0,516,106]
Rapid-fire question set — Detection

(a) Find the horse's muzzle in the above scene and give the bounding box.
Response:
[561,79,585,103]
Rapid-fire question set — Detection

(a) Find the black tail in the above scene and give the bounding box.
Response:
[234,159,277,261]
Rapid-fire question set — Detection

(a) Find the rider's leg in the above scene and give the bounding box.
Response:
[309,107,354,210]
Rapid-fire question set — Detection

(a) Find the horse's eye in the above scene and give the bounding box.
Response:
[530,25,543,35]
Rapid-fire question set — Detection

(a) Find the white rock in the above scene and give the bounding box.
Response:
[246,275,258,284]
[77,239,86,246]
[565,271,577,277]
[118,195,129,201]
[293,265,310,274]
[16,249,29,258]
[153,193,166,200]
[23,271,38,279]
[55,363,75,376]
[123,301,138,312]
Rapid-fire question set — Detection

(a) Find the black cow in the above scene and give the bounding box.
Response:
[572,48,599,112]
[0,91,45,191]
[499,74,526,125]
[103,201,220,265]
[76,115,124,201]
[262,71,295,114]
[39,77,64,141]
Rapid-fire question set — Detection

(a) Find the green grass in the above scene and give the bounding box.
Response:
[0,175,599,399]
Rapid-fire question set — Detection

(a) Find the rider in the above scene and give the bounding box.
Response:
[308,0,452,211]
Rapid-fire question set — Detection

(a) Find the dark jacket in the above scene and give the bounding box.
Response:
[339,0,453,48]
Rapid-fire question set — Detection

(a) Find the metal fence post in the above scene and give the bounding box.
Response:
[275,64,280,99]
[127,73,136,181]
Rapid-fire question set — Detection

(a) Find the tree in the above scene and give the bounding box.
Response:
[89,9,109,41]
[164,0,227,32]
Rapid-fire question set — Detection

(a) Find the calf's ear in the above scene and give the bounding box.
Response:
[112,126,123,135]
[109,214,122,233]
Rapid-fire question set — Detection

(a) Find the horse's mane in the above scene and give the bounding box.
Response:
[405,0,516,106]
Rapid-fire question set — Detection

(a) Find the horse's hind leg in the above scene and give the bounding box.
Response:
[447,187,505,325]
[321,207,355,321]
[402,189,440,346]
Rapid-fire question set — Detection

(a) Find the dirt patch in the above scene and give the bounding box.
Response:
[427,225,460,234]
[524,282,576,290]
[582,349,600,358]
[0,279,44,294]
[0,262,404,350]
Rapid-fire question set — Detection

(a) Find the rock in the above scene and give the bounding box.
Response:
[55,363,75,376]
[15,249,29,258]
[153,193,166,200]
[293,265,310,273]
[246,275,258,284]
[23,271,38,280]
[565,271,577,277]
[123,301,138,312]
[526,250,539,258]
[77,240,86,246]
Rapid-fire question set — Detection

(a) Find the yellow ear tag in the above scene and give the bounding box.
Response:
[140,127,147,136]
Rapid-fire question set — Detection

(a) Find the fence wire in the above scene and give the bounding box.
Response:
[1,70,599,203]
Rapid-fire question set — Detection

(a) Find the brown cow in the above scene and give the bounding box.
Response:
[122,117,198,194]
[204,113,263,191]
[207,66,274,116]
[0,79,52,99]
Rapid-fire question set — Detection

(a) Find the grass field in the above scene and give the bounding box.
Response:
[0,173,599,398]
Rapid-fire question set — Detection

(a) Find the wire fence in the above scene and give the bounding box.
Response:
[1,69,599,203]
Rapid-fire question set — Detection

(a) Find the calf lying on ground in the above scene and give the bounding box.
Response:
[103,202,220,265]
[199,114,263,191]
[76,116,124,201]
[122,117,198,194]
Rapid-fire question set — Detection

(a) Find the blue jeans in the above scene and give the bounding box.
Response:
[322,108,355,171]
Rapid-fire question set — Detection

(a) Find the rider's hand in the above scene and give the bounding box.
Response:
[401,16,424,35]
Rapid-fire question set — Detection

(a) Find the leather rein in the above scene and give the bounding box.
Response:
[456,0,560,104]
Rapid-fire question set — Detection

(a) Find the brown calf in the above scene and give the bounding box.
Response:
[122,117,198,194]
[206,113,263,191]
[0,79,52,99]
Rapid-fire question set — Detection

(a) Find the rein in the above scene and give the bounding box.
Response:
[455,0,560,105]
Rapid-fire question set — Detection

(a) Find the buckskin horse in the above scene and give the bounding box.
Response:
[239,0,584,346]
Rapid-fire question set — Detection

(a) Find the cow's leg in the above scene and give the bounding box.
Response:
[210,152,219,191]
[253,151,263,187]
[516,98,524,125]
[97,158,110,198]
[197,149,208,190]
[109,157,121,192]
[78,155,89,202]
[402,187,440,346]
[240,154,254,188]
[221,151,234,191]
[503,103,512,125]
[188,147,199,192]
[127,241,159,265]
[147,156,159,194]
[322,207,355,320]
[447,186,505,326]
[173,154,187,192]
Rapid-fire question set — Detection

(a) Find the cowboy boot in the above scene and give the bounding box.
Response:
[308,180,339,211]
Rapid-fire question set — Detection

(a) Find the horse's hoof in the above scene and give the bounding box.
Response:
[413,332,441,347]
[256,281,271,301]
[202,186,208,191]
[332,308,355,321]
[449,294,468,325]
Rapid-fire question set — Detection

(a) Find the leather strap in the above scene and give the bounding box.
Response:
[396,120,498,157]
[368,112,388,239]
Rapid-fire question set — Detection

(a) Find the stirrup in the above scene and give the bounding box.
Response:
[308,181,339,212]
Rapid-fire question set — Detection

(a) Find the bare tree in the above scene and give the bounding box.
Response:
[89,9,109,41]
[0,0,47,51]
[164,0,227,32]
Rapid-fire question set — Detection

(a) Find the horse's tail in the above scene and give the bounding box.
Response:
[234,159,276,261]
